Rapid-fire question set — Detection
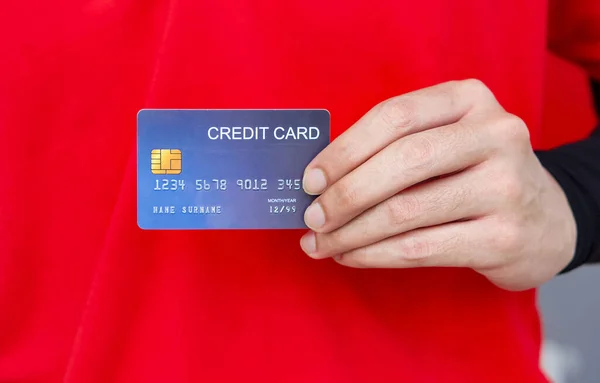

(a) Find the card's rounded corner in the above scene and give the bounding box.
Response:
[136,219,149,231]
[320,108,331,119]
[136,108,148,121]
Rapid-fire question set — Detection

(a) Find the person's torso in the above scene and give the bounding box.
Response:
[0,1,550,381]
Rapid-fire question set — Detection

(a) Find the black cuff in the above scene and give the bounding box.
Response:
[536,79,600,274]
[535,149,600,273]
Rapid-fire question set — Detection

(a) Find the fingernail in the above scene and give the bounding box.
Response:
[303,168,327,195]
[300,232,317,255]
[304,202,326,229]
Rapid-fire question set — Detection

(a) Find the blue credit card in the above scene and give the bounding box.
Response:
[137,109,330,229]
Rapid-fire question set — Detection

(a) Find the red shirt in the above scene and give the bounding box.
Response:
[1,1,599,382]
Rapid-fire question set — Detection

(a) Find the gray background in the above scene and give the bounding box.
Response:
[540,265,600,382]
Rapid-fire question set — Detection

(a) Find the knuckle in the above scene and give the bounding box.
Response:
[439,184,468,213]
[398,235,432,260]
[397,134,437,173]
[379,97,419,132]
[493,114,530,146]
[460,78,492,98]
[504,114,530,143]
[384,194,422,227]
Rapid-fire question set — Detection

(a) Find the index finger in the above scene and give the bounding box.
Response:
[302,79,500,195]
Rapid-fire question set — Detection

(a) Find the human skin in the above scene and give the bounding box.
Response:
[300,79,577,292]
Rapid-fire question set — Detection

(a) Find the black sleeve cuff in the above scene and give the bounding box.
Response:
[535,148,600,273]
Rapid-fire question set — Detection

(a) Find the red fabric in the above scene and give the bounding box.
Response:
[541,54,597,149]
[0,1,598,382]
[548,0,600,81]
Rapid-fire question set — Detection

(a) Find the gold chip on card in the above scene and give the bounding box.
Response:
[151,149,182,175]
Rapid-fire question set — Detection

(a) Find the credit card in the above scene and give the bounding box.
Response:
[137,109,330,229]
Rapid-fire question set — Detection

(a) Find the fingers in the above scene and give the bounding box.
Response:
[333,220,494,269]
[302,79,500,195]
[303,116,495,233]
[302,165,498,258]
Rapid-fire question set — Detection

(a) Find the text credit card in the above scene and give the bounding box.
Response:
[137,109,330,229]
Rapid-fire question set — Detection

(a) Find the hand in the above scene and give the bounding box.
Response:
[299,79,577,291]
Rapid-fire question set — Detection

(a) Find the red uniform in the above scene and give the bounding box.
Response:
[1,1,599,382]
